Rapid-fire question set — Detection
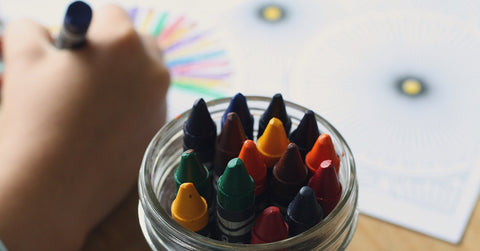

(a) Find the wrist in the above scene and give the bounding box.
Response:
[0,138,88,250]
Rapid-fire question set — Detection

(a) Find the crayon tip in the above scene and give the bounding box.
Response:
[217,158,255,211]
[251,206,289,244]
[174,150,211,200]
[214,112,248,178]
[308,160,342,216]
[238,140,267,195]
[273,143,308,184]
[65,1,92,34]
[289,110,320,160]
[171,183,209,232]
[270,143,309,208]
[222,93,254,139]
[286,186,324,236]
[258,93,292,138]
[256,118,290,167]
[217,113,248,152]
[183,98,217,163]
[305,134,340,174]
[185,98,217,135]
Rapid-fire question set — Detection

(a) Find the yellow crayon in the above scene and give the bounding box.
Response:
[171,183,209,232]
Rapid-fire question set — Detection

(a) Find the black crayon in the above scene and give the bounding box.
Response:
[183,98,217,171]
[285,186,324,237]
[257,93,291,138]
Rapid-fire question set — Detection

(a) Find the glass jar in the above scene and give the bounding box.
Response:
[138,96,359,250]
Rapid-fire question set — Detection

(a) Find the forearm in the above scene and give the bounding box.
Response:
[0,135,89,250]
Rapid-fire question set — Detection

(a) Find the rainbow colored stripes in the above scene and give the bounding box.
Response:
[129,7,232,98]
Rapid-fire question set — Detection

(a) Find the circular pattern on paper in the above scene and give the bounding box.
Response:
[291,10,480,175]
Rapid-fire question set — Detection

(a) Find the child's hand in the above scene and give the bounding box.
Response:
[0,5,169,250]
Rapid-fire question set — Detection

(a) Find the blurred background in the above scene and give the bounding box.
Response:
[1,0,480,249]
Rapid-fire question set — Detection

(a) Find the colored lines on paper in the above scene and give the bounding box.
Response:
[130,8,232,98]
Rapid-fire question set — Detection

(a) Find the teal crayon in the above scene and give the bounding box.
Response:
[175,150,212,205]
[216,158,255,243]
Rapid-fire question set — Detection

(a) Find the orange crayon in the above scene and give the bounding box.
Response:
[171,183,210,235]
[239,140,268,213]
[256,117,290,169]
[305,134,340,175]
[239,140,267,195]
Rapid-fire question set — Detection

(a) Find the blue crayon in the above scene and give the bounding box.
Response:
[285,186,324,237]
[55,1,92,49]
[221,93,254,139]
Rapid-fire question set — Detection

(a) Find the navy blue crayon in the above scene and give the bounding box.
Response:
[289,110,320,161]
[221,93,254,139]
[55,1,92,49]
[258,93,292,138]
[183,98,217,170]
[285,186,324,237]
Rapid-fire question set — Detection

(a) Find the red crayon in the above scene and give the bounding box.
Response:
[307,159,342,216]
[251,206,289,244]
[305,134,340,176]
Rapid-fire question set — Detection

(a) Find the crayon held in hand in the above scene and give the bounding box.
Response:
[171,183,210,236]
[285,186,324,237]
[55,1,92,49]
[289,110,320,161]
[250,206,289,244]
[308,159,342,216]
[222,93,254,139]
[258,93,292,138]
[216,158,255,243]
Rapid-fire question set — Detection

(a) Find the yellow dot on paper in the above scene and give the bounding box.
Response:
[262,5,283,22]
[401,79,423,96]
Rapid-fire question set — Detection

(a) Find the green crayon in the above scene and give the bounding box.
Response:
[175,149,212,204]
[216,158,255,243]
